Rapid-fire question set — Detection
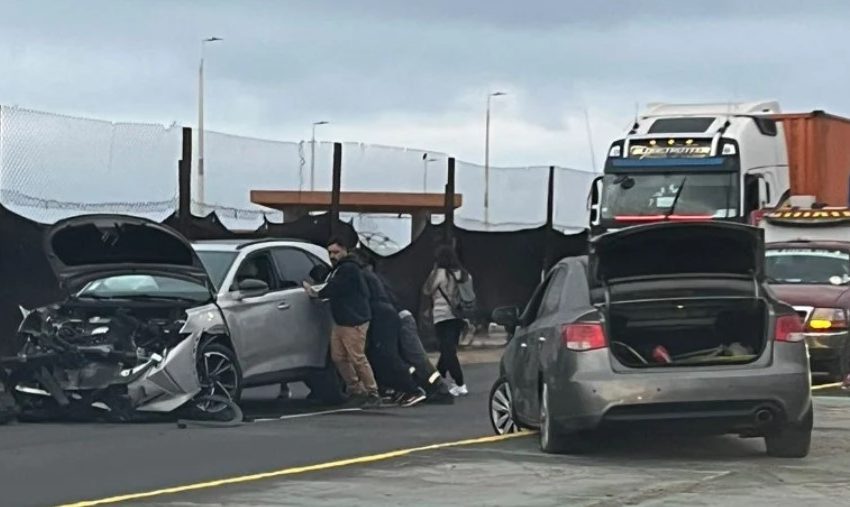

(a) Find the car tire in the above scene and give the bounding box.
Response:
[489,377,522,435]
[196,342,243,411]
[539,381,588,454]
[305,358,346,405]
[764,406,813,458]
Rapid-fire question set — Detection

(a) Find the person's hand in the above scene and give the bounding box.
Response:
[303,281,319,298]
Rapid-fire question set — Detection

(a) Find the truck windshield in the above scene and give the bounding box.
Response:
[766,248,850,285]
[600,172,738,220]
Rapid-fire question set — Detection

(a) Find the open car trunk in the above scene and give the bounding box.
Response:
[607,297,768,368]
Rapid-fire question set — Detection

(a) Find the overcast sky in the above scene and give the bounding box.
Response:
[2,0,849,170]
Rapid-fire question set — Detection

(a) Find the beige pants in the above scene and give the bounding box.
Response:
[330,323,378,396]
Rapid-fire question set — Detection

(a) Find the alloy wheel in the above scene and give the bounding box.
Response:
[197,350,239,413]
[490,379,519,434]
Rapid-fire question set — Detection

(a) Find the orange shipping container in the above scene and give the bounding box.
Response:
[771,111,850,207]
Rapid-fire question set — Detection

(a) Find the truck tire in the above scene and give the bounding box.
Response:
[764,406,813,458]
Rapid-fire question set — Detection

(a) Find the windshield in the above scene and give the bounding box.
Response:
[766,248,850,285]
[77,275,211,302]
[195,250,238,290]
[601,172,739,220]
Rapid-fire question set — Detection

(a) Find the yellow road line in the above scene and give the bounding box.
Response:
[812,382,844,391]
[59,431,534,507]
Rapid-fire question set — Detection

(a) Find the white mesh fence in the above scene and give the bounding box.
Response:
[0,105,596,240]
[0,106,182,223]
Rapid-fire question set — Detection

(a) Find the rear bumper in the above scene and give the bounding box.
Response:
[547,348,812,434]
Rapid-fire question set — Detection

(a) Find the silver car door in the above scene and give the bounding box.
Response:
[270,247,332,369]
[217,251,290,380]
[526,267,568,420]
[512,273,553,420]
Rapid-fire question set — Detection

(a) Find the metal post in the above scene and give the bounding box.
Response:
[197,56,205,213]
[484,91,505,228]
[196,37,221,214]
[330,142,342,238]
[543,165,555,272]
[445,157,456,244]
[178,128,193,232]
[484,96,491,227]
[310,121,328,191]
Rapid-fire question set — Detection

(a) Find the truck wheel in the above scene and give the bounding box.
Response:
[764,406,813,458]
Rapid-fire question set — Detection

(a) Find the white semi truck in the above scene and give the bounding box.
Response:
[588,101,791,235]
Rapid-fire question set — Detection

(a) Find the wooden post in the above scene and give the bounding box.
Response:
[543,165,555,273]
[444,157,456,245]
[330,142,342,239]
[177,127,193,231]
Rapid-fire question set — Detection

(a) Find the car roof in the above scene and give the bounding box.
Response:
[192,238,330,261]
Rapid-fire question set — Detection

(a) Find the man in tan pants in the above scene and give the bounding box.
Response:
[305,237,380,407]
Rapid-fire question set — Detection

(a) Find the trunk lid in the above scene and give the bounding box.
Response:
[44,214,213,293]
[590,222,765,285]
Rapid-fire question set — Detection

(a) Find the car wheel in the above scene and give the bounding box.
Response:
[764,406,813,458]
[539,382,588,454]
[489,377,520,435]
[305,358,346,405]
[196,342,243,414]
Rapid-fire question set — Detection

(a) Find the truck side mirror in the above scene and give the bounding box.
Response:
[587,176,603,226]
[759,177,771,206]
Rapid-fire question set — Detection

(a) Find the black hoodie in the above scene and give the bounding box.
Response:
[318,257,372,326]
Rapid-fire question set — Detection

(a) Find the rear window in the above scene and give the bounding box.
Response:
[765,248,850,285]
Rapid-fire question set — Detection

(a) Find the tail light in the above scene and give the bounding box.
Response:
[806,308,848,332]
[562,322,607,351]
[774,314,804,343]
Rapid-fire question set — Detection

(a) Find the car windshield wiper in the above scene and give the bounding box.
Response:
[664,177,687,219]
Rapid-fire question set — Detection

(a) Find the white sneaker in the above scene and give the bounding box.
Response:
[450,384,469,397]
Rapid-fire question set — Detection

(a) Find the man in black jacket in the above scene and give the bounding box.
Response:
[304,238,380,408]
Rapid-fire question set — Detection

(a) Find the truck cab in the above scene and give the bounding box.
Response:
[588,101,790,236]
[758,206,850,382]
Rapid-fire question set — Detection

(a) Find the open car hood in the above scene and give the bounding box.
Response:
[45,214,213,292]
[589,221,764,284]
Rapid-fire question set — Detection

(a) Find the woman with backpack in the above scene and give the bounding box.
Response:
[423,245,473,396]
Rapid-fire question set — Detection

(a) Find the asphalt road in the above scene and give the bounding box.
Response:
[0,362,501,507]
[0,349,848,507]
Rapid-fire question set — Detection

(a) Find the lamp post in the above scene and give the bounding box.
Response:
[422,153,438,192]
[484,91,506,227]
[197,36,222,212]
[310,120,329,191]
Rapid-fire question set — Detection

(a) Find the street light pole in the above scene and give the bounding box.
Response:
[484,91,506,227]
[422,153,438,192]
[310,121,329,191]
[197,37,222,213]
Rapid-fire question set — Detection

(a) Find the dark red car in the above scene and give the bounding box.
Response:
[765,241,850,381]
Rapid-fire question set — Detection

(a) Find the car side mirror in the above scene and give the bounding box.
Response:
[309,264,331,283]
[492,306,519,335]
[236,279,269,300]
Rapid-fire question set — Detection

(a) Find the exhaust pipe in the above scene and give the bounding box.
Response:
[754,408,774,425]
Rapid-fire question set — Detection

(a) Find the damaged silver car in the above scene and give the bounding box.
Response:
[2,215,339,421]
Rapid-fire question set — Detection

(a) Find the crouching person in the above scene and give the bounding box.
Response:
[304,237,381,408]
[398,310,455,404]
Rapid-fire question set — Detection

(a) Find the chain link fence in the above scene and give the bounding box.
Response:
[0,105,597,245]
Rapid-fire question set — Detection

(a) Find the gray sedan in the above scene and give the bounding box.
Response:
[489,221,813,457]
